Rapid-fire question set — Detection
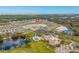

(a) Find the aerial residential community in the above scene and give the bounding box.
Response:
[0,6,79,53]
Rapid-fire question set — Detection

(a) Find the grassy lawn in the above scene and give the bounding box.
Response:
[0,40,55,53]
[60,40,71,45]
[72,37,79,42]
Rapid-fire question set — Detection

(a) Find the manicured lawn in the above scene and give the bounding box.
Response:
[72,37,79,42]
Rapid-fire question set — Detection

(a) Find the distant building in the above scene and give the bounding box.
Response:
[56,26,68,32]
[42,35,60,46]
[63,29,73,35]
[33,18,48,23]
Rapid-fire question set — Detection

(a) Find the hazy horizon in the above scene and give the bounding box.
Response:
[0,6,79,14]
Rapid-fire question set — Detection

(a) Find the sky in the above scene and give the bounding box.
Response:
[0,6,79,14]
